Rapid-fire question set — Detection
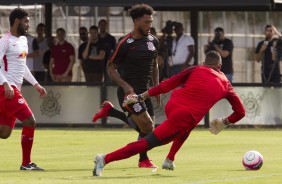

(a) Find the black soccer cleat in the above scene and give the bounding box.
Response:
[20,162,45,171]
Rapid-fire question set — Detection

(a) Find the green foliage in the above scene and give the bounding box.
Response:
[1,128,282,184]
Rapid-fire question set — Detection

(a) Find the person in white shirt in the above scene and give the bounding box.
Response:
[0,8,46,171]
[170,22,195,76]
[26,33,39,74]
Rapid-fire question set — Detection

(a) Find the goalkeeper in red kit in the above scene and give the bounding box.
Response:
[93,51,245,176]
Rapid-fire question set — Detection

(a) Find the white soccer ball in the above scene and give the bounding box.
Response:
[242,150,263,170]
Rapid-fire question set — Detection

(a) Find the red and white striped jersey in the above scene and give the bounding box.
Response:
[0,32,28,89]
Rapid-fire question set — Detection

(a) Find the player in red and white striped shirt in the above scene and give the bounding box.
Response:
[0,8,46,170]
[93,51,245,176]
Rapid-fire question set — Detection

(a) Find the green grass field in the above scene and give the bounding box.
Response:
[1,128,282,184]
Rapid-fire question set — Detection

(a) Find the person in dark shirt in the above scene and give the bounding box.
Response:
[92,51,245,176]
[79,25,106,82]
[43,36,56,82]
[255,25,281,83]
[92,3,160,169]
[98,19,116,82]
[204,27,234,83]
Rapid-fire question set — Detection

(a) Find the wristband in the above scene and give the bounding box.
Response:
[137,94,145,101]
[223,118,230,126]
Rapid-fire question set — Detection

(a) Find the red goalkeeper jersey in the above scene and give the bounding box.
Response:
[148,66,245,127]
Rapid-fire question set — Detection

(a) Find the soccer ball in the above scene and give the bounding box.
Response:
[242,150,263,170]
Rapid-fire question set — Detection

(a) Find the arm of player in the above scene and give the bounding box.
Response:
[209,83,245,135]
[148,66,196,97]
[23,65,46,98]
[0,73,14,99]
[107,62,134,95]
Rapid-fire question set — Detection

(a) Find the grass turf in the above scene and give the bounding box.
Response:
[0,128,282,184]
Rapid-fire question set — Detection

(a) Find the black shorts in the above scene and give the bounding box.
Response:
[117,87,154,117]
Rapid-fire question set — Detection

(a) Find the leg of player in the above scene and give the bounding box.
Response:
[93,100,157,168]
[92,101,142,132]
[129,112,157,168]
[93,120,183,176]
[162,131,190,170]
[16,109,44,171]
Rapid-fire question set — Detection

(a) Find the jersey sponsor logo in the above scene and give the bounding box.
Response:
[127,38,134,43]
[18,98,25,104]
[147,42,155,51]
[18,51,27,59]
[133,102,142,113]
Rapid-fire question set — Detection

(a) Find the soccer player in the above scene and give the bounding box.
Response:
[0,8,46,170]
[93,51,245,176]
[92,3,160,168]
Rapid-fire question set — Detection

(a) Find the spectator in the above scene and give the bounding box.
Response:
[43,36,56,82]
[204,27,234,83]
[150,27,164,82]
[79,26,88,42]
[170,22,195,76]
[98,19,116,82]
[34,23,48,82]
[78,26,89,81]
[80,25,106,82]
[49,28,75,82]
[26,33,39,74]
[255,25,281,83]
[159,21,174,80]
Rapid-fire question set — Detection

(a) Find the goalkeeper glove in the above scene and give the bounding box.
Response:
[122,94,138,107]
[209,118,230,135]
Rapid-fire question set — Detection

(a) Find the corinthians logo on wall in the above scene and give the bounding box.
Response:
[40,91,61,118]
[240,92,262,119]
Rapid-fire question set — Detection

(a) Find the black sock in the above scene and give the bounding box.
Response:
[108,108,127,122]
[138,133,149,161]
[108,108,141,132]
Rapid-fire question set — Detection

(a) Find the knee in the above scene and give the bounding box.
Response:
[140,123,154,134]
[0,132,11,139]
[22,118,36,127]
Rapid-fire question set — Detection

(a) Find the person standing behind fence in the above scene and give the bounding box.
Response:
[34,23,48,82]
[26,33,39,75]
[255,25,281,83]
[80,25,106,83]
[43,36,56,82]
[98,19,116,82]
[204,27,234,83]
[170,22,195,76]
[78,26,88,81]
[49,28,75,82]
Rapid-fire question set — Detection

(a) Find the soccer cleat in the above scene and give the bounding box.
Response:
[138,159,158,168]
[20,162,44,171]
[92,101,114,122]
[162,158,175,170]
[93,154,106,176]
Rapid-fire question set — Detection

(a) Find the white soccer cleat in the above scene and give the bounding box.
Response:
[162,158,175,171]
[93,154,105,176]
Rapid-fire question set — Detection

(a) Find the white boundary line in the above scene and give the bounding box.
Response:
[181,174,282,184]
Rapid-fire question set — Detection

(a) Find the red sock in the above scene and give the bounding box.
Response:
[21,126,35,166]
[105,138,148,164]
[167,131,190,161]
